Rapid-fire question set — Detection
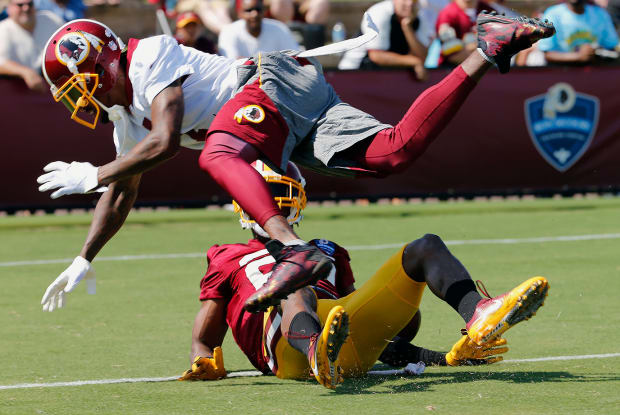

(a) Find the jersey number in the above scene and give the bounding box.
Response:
[239,249,275,290]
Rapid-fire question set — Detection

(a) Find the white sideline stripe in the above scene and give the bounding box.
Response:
[0,371,261,391]
[1,353,619,390]
[3,233,620,267]
[347,232,620,251]
[503,352,620,363]
[0,253,205,267]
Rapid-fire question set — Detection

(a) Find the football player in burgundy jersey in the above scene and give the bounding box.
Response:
[179,161,548,389]
[37,14,554,315]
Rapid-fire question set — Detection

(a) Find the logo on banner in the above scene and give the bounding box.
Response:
[524,83,599,172]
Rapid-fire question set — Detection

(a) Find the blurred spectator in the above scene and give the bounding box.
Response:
[266,0,329,25]
[232,0,328,25]
[218,0,299,58]
[174,10,217,53]
[539,0,619,64]
[0,0,62,92]
[608,0,620,32]
[435,0,496,67]
[84,0,118,6]
[33,0,84,22]
[175,0,232,35]
[338,0,434,81]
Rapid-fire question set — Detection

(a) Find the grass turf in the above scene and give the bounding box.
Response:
[1,197,620,414]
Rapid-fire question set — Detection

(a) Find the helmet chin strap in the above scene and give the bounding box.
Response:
[94,96,130,147]
[250,222,270,239]
[93,96,125,122]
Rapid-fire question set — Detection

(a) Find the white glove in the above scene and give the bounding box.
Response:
[37,161,106,199]
[41,256,96,312]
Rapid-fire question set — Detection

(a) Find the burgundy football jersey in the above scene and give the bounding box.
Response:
[199,238,354,374]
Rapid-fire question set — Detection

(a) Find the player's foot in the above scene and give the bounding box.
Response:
[308,305,349,389]
[244,240,333,313]
[477,11,555,73]
[465,276,549,345]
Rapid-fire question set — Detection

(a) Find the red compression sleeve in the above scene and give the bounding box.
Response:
[199,132,282,227]
[358,66,476,174]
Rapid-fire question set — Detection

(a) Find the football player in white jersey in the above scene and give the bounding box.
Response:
[37,15,554,314]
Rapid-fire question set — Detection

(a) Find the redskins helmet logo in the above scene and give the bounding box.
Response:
[55,31,104,68]
[234,105,265,124]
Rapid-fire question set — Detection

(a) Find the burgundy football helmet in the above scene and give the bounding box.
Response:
[42,19,125,129]
[233,160,307,237]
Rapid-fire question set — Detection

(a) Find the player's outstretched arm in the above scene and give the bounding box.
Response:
[37,78,185,199]
[40,175,141,312]
[179,299,229,381]
[96,77,186,186]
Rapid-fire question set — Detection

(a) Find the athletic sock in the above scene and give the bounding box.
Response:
[444,279,483,323]
[285,311,322,356]
[379,336,447,366]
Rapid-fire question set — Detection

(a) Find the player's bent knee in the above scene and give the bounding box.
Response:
[405,234,445,258]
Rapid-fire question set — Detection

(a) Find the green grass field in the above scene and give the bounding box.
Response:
[2,197,620,414]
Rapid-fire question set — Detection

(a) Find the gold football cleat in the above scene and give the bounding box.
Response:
[466,276,549,345]
[309,305,349,389]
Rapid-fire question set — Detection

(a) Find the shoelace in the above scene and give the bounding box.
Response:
[283,330,315,340]
[461,280,492,336]
[476,279,492,299]
[307,333,320,376]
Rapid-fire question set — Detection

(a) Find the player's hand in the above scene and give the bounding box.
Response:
[179,347,227,381]
[445,335,508,366]
[37,161,106,199]
[41,256,96,312]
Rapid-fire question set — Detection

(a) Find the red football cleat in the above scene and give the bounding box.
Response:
[477,11,555,73]
[244,240,333,313]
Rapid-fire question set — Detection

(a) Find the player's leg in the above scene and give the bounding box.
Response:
[198,133,285,232]
[401,234,549,345]
[376,309,451,367]
[198,133,333,313]
[313,248,427,376]
[198,132,307,244]
[304,234,479,372]
[278,287,349,389]
[340,13,555,175]
[401,234,483,323]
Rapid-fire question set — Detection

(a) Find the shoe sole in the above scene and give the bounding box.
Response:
[317,306,349,389]
[469,277,549,345]
[478,12,555,32]
[244,257,334,313]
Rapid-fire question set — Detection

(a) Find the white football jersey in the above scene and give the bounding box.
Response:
[113,35,244,156]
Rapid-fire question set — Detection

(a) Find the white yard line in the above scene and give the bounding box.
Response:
[1,353,618,390]
[3,233,620,267]
[503,352,620,363]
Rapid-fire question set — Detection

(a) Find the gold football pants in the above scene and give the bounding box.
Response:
[273,245,426,379]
